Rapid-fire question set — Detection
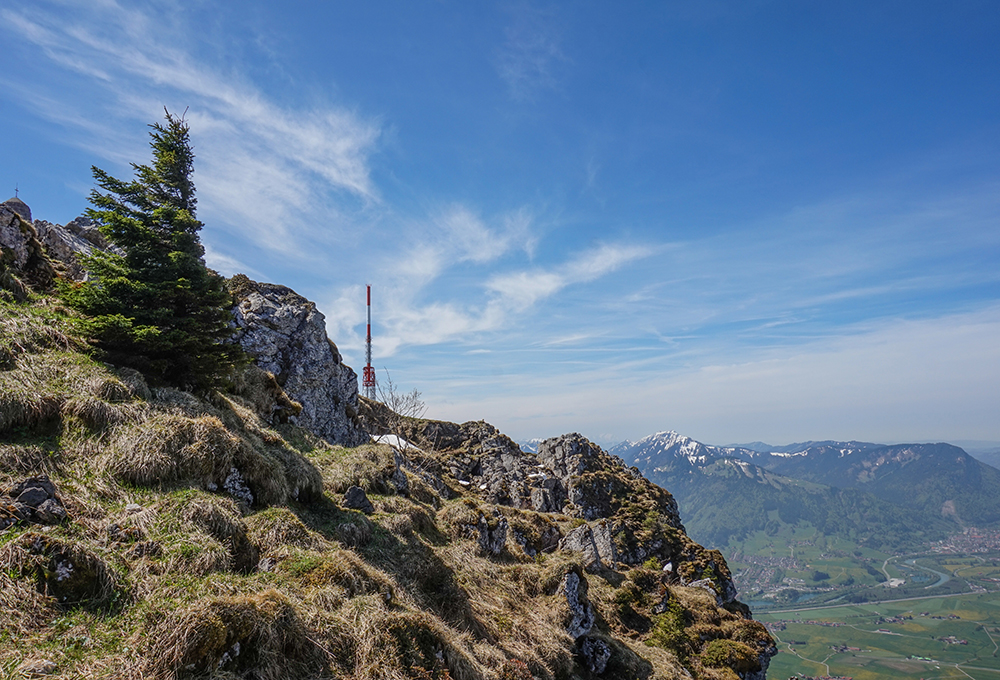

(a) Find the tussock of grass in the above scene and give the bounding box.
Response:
[100,413,319,508]
[0,572,56,638]
[245,507,323,553]
[0,532,123,610]
[0,444,57,477]
[312,442,404,495]
[180,497,259,574]
[228,363,301,424]
[146,590,326,679]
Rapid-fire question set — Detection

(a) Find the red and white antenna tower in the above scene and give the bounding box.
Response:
[363,284,376,400]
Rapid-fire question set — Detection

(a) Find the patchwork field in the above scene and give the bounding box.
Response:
[757,589,1000,679]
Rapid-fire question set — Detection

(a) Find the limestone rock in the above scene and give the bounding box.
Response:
[3,476,68,526]
[18,659,57,677]
[475,512,508,556]
[230,276,368,447]
[560,570,595,638]
[34,498,68,524]
[0,204,55,291]
[343,486,374,514]
[559,520,617,572]
[577,637,612,674]
[33,219,100,281]
[0,203,33,270]
[4,196,32,223]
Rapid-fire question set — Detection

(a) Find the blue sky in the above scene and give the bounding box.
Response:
[2,0,999,446]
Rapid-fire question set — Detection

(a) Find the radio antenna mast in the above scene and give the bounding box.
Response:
[363,284,376,400]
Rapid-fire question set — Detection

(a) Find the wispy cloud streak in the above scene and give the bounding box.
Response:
[1,1,380,259]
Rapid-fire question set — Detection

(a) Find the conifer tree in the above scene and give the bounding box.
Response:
[63,109,242,389]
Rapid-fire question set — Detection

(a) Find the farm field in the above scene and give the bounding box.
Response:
[757,589,1000,680]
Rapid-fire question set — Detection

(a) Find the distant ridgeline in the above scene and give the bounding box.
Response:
[614,432,1000,551]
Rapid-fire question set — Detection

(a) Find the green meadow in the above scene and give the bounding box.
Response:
[758,589,1000,679]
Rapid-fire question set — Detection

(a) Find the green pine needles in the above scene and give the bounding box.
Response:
[62,109,243,390]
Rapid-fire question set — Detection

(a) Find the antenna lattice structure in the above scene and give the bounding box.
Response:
[363,284,376,400]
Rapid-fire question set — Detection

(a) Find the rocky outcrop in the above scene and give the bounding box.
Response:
[558,520,617,572]
[4,196,32,222]
[32,215,119,281]
[1,476,69,530]
[1,203,34,270]
[560,570,595,638]
[397,424,741,606]
[229,275,368,447]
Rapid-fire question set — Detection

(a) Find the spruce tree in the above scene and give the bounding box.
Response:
[63,109,242,389]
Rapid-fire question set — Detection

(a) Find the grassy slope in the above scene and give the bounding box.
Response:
[0,298,772,680]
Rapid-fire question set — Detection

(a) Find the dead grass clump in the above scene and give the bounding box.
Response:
[378,496,439,537]
[343,606,484,680]
[0,302,80,358]
[316,443,406,495]
[263,443,323,503]
[229,363,302,424]
[62,395,144,433]
[181,497,260,574]
[104,414,236,487]
[721,618,771,647]
[245,507,321,553]
[102,414,287,506]
[673,586,721,626]
[0,444,56,477]
[0,392,62,435]
[500,507,561,557]
[281,548,397,603]
[0,571,56,636]
[147,589,327,680]
[0,532,122,610]
[160,531,233,577]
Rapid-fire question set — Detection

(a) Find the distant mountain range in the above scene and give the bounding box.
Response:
[607,431,1000,551]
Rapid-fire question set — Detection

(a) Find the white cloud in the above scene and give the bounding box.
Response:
[495,4,569,100]
[1,1,380,258]
[486,243,655,311]
[428,305,1000,445]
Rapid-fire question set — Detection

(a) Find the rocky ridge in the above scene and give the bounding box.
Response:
[1,197,776,680]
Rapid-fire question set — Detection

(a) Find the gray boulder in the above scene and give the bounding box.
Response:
[0,204,33,270]
[230,276,368,447]
[577,637,612,674]
[343,486,375,514]
[33,219,101,281]
[560,571,595,638]
[559,520,618,572]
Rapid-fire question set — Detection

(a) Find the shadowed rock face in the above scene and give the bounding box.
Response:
[230,276,368,447]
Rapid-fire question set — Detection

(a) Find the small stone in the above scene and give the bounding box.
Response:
[11,502,32,521]
[578,637,612,674]
[34,498,67,524]
[16,487,49,509]
[125,503,143,514]
[343,486,374,514]
[11,476,57,500]
[458,480,471,487]
[18,659,58,677]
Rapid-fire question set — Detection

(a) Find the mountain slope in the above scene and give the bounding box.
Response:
[761,442,1000,526]
[619,432,953,551]
[0,291,775,680]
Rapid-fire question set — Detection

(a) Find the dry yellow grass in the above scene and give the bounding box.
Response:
[0,298,774,680]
